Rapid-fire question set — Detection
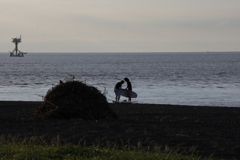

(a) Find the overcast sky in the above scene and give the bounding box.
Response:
[1,0,240,52]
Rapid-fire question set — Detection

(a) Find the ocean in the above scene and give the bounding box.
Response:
[0,52,239,107]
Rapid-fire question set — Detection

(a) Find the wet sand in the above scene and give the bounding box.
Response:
[0,101,240,159]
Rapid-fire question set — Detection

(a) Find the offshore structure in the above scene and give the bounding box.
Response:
[10,35,27,57]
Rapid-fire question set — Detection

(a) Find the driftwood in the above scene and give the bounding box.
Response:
[31,80,118,120]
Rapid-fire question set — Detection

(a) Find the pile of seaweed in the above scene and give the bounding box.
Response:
[31,80,118,120]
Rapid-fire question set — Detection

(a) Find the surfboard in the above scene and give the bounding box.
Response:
[119,89,137,98]
[112,100,138,104]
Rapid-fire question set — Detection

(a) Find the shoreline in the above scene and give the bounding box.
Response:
[0,100,238,108]
[1,101,240,159]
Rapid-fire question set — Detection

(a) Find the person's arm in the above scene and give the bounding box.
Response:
[125,83,129,90]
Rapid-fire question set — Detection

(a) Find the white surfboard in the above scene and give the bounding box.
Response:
[119,89,137,98]
[112,100,138,104]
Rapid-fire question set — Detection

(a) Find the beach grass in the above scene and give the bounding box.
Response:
[1,101,240,159]
[0,136,214,160]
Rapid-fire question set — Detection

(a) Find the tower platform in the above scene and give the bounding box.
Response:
[10,35,27,57]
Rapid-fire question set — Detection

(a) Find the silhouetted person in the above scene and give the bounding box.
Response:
[124,77,132,101]
[114,80,124,102]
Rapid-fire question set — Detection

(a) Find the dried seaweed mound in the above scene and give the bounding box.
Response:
[31,80,117,120]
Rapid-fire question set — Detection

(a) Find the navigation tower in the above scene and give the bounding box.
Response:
[10,35,27,57]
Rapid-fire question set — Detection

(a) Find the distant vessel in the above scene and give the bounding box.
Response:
[9,35,27,57]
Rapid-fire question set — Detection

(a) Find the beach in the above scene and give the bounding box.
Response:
[0,101,240,159]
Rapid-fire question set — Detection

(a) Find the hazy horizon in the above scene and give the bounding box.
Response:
[1,0,240,52]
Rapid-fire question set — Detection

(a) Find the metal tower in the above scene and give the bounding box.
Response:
[10,35,27,57]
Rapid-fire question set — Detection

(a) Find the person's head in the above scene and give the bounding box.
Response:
[124,77,129,82]
[121,80,124,84]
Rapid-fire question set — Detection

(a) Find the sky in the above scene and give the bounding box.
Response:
[1,0,240,52]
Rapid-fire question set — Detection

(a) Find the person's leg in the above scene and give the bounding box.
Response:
[115,89,121,101]
[114,88,118,101]
[128,90,132,101]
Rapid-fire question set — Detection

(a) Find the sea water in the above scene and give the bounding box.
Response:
[0,52,239,107]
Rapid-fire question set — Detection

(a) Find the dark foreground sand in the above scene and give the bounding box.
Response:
[0,101,240,159]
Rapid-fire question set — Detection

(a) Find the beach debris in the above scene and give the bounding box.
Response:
[31,80,118,120]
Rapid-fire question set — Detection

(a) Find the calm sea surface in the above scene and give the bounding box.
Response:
[0,52,239,107]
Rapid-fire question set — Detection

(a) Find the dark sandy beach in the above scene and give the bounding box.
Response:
[0,101,240,159]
